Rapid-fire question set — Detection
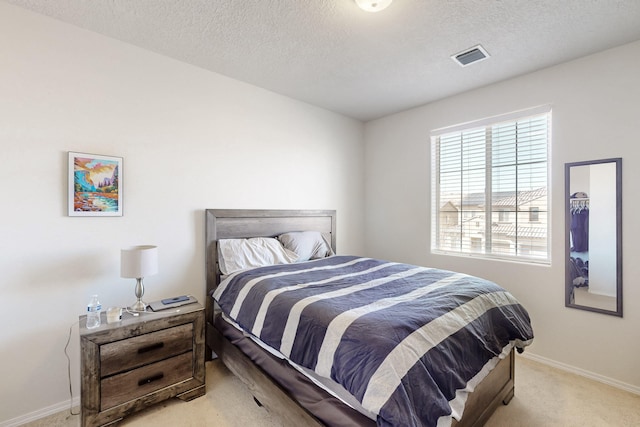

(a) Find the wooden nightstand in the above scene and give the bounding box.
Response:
[79,303,205,427]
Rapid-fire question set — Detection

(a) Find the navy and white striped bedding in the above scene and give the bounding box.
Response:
[213,256,534,427]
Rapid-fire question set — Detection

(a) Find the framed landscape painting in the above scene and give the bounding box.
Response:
[68,152,123,216]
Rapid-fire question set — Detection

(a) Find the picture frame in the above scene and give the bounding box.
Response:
[68,152,123,217]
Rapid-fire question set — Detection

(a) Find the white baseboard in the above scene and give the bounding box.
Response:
[0,398,80,427]
[519,351,640,396]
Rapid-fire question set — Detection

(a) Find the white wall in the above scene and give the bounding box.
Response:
[364,41,640,391]
[0,3,365,424]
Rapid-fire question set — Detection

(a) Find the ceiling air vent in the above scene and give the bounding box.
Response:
[452,45,490,67]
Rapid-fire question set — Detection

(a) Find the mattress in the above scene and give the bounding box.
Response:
[214,312,375,426]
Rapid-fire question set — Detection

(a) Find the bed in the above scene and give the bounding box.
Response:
[204,209,533,427]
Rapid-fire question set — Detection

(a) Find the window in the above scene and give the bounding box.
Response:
[529,207,540,222]
[431,107,550,263]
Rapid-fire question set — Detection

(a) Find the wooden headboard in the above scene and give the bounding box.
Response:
[204,209,336,325]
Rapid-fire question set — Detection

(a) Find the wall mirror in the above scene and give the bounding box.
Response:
[565,158,622,316]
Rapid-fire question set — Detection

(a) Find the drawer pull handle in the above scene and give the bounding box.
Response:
[138,342,164,353]
[138,373,164,386]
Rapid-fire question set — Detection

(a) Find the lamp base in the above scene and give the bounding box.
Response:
[129,277,148,312]
[129,299,148,312]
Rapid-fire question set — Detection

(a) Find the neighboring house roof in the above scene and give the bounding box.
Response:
[492,223,547,239]
[493,187,547,207]
[442,187,547,210]
[440,201,458,211]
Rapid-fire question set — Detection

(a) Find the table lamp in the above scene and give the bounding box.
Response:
[121,245,158,312]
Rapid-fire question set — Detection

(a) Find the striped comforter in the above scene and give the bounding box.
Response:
[213,256,533,427]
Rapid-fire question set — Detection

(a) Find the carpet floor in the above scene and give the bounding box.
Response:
[22,356,640,426]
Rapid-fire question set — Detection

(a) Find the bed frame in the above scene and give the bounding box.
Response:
[204,209,515,427]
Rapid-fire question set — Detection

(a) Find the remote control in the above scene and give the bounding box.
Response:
[161,296,189,305]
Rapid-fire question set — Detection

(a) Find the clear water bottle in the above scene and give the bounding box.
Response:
[86,295,102,329]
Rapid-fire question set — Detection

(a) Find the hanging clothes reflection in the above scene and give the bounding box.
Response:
[570,192,589,252]
[569,192,589,290]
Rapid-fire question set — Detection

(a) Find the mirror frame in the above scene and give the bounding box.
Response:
[565,158,622,316]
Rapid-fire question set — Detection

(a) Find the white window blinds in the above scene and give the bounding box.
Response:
[431,109,550,263]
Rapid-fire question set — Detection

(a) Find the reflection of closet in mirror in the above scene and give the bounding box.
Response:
[568,162,617,312]
[569,192,589,288]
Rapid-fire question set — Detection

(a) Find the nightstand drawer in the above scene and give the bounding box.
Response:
[101,351,193,410]
[81,304,205,426]
[101,323,193,377]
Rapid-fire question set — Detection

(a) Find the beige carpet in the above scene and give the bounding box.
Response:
[22,356,640,427]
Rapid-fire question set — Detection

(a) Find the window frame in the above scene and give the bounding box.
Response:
[430,106,551,265]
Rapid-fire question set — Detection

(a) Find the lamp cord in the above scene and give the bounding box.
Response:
[124,307,142,316]
[64,308,151,417]
[65,320,80,416]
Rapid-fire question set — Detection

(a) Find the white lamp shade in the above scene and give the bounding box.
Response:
[121,245,158,278]
[355,0,393,12]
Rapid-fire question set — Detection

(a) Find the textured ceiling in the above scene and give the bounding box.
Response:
[5,0,640,121]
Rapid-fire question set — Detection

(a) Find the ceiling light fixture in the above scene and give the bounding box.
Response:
[355,0,393,13]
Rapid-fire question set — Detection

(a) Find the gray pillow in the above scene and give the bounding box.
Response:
[278,231,334,262]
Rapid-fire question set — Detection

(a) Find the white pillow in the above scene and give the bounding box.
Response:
[218,237,298,275]
[278,231,334,262]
